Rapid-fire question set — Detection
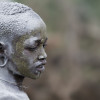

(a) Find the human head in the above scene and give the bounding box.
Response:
[0,2,47,79]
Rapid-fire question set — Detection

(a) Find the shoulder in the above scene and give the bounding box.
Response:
[0,91,30,100]
[0,90,18,100]
[0,82,30,100]
[0,95,19,100]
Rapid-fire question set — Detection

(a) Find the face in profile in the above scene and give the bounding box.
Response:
[12,31,47,79]
[11,16,47,79]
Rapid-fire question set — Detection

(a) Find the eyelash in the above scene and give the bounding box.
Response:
[43,43,47,48]
[25,46,37,51]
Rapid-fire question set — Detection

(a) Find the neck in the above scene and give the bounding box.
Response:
[0,67,24,88]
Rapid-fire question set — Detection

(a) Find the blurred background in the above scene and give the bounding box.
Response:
[1,0,100,100]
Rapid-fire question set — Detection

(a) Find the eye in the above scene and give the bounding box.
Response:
[24,42,40,51]
[43,38,48,48]
[43,43,47,48]
[25,47,37,51]
[24,45,38,51]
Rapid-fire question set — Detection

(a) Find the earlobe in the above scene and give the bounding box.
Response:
[0,55,8,68]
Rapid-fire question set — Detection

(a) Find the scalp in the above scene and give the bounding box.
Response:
[0,2,46,42]
[0,2,31,15]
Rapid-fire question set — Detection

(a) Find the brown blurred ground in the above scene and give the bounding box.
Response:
[12,0,100,100]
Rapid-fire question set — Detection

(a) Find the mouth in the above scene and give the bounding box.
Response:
[33,61,46,75]
[36,65,45,72]
[33,65,45,75]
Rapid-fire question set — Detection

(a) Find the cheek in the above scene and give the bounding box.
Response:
[23,50,39,63]
[23,50,32,56]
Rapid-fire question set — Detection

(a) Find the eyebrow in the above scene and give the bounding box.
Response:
[35,37,48,44]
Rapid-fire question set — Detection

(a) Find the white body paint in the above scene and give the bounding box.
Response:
[0,67,29,100]
[0,2,47,100]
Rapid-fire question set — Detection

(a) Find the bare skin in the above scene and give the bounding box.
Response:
[12,31,47,79]
[0,30,47,100]
[0,2,47,100]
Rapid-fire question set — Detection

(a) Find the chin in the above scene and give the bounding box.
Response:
[28,66,44,79]
[28,72,41,79]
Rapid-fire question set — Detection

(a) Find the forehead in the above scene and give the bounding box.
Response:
[15,31,47,46]
[23,11,46,35]
[12,12,47,47]
[20,12,47,41]
[0,10,46,39]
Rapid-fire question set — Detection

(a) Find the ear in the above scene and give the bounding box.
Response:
[0,42,8,68]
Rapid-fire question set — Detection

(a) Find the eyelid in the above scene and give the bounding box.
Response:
[24,37,48,50]
[24,42,40,51]
[24,45,36,48]
[24,45,36,49]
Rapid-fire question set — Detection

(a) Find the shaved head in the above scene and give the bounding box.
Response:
[0,2,46,42]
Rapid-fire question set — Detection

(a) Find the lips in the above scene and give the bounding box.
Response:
[36,65,45,72]
[34,60,47,73]
[30,60,47,75]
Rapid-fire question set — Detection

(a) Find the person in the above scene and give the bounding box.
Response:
[0,2,47,100]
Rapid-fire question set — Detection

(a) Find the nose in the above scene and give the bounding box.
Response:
[38,48,47,60]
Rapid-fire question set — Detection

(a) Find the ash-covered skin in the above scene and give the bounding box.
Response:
[12,32,47,79]
[0,2,47,79]
[0,2,47,100]
[10,13,47,79]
